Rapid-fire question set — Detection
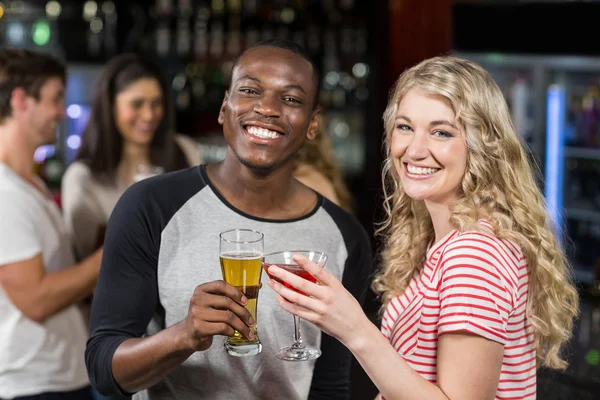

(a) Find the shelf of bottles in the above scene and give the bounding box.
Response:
[452,53,549,164]
[555,72,600,285]
[452,54,600,287]
[488,67,537,148]
[533,69,600,396]
[153,0,370,176]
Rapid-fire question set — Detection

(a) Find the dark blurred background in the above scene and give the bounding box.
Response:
[2,0,600,398]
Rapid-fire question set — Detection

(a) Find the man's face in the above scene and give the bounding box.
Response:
[23,77,66,147]
[218,46,319,173]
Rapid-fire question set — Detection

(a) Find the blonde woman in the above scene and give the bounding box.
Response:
[266,56,579,400]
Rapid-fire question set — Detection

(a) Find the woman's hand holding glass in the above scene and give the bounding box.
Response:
[266,254,370,349]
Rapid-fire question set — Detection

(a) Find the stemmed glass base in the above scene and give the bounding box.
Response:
[276,344,321,361]
[276,314,321,361]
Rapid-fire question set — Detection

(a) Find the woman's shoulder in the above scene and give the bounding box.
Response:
[440,219,525,277]
[62,161,93,184]
[293,162,340,205]
[62,161,117,193]
[452,220,523,258]
[174,133,202,166]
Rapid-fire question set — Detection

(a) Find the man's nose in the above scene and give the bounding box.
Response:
[253,93,281,119]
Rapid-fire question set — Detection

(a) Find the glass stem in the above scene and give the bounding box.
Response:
[292,315,304,349]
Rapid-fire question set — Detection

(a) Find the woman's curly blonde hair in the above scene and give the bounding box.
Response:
[372,55,579,370]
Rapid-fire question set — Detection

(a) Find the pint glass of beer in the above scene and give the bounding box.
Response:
[219,229,264,357]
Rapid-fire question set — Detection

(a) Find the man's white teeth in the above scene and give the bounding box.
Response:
[407,164,439,175]
[247,126,280,139]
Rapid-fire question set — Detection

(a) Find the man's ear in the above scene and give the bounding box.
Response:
[306,107,321,141]
[10,88,29,115]
[217,91,229,125]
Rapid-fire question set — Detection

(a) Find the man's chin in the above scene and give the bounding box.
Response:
[231,147,296,175]
[39,137,57,147]
[239,158,278,174]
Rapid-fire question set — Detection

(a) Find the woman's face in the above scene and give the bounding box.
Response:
[114,77,164,147]
[390,88,468,206]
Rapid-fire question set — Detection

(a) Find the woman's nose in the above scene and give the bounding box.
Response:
[406,132,429,160]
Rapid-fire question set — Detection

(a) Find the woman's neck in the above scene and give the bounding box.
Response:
[425,200,454,244]
[117,141,151,185]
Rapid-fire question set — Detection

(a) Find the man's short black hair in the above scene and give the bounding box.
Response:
[230,39,321,110]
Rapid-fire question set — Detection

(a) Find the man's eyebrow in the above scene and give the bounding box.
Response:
[237,75,261,83]
[284,84,306,94]
[236,75,307,95]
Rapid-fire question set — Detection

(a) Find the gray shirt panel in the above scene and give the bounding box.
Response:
[136,187,346,400]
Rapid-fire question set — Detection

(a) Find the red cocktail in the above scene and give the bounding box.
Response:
[261,250,328,361]
[264,264,317,296]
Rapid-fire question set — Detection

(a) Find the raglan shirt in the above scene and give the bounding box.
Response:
[85,165,372,400]
[381,220,536,400]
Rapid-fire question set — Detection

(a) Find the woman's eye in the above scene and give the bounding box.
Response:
[396,124,412,131]
[433,130,453,138]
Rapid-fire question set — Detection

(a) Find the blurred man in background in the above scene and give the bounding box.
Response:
[0,48,102,400]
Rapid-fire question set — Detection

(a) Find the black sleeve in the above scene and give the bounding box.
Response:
[85,167,204,396]
[309,199,374,400]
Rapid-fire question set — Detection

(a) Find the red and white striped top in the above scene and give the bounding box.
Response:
[381,220,536,399]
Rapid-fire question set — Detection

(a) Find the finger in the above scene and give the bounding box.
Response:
[196,321,235,338]
[204,309,255,340]
[266,265,323,298]
[203,293,255,326]
[292,254,334,286]
[200,281,248,306]
[275,295,317,322]
[267,278,321,311]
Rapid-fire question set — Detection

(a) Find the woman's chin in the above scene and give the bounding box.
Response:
[124,136,154,147]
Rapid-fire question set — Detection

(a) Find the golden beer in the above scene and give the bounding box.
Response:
[219,252,263,353]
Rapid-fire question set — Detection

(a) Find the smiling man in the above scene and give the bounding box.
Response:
[85,39,372,400]
[0,49,102,400]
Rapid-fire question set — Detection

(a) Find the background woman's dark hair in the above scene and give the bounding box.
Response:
[76,53,188,183]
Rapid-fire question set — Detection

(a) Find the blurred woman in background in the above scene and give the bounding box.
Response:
[294,128,354,213]
[62,53,201,263]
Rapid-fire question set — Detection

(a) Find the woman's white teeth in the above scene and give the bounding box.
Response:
[407,164,439,175]
[247,126,280,139]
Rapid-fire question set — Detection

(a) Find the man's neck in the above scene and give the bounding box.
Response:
[0,121,36,182]
[207,153,315,220]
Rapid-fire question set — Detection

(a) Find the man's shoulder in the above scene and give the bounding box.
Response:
[0,181,36,214]
[319,197,370,246]
[127,166,204,199]
[113,166,207,222]
[0,190,34,220]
